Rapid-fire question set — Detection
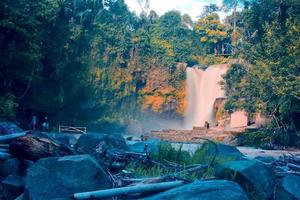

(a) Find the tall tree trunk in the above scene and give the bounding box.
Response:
[232,4,237,54]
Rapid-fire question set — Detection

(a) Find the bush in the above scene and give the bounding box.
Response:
[150,142,192,165]
[193,55,230,66]
[0,93,18,119]
[241,129,300,148]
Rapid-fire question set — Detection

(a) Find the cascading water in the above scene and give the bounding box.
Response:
[185,64,228,129]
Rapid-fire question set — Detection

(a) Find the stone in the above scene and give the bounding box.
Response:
[24,154,111,200]
[144,180,248,200]
[44,132,78,147]
[254,156,276,164]
[75,132,127,154]
[0,158,21,177]
[128,139,161,153]
[2,175,24,200]
[275,174,300,200]
[216,159,276,200]
[0,121,23,135]
[193,141,245,165]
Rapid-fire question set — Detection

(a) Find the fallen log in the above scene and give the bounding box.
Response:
[9,135,74,160]
[0,132,28,142]
[0,144,9,148]
[0,148,10,153]
[0,152,13,159]
[121,177,167,186]
[287,163,300,171]
[172,164,208,177]
[73,180,185,199]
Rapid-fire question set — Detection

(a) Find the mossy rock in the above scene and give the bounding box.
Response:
[215,159,276,200]
[192,141,245,165]
[275,174,300,200]
[144,180,249,200]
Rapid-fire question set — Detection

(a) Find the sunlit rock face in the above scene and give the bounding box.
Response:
[230,110,248,129]
[140,66,186,115]
[213,97,229,127]
[185,64,229,129]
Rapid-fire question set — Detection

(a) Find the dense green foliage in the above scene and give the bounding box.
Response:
[0,0,208,130]
[223,0,300,136]
[1,0,299,138]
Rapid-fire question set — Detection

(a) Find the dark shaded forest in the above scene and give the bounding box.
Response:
[0,0,299,136]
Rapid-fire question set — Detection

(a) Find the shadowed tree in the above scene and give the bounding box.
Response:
[222,0,247,53]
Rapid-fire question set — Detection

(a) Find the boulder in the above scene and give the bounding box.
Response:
[10,135,74,161]
[0,122,23,135]
[43,132,78,147]
[216,159,275,200]
[75,132,127,154]
[254,156,276,165]
[0,158,33,178]
[128,139,161,153]
[24,154,111,200]
[2,175,24,200]
[275,174,300,200]
[144,180,248,200]
[0,158,21,177]
[193,141,245,165]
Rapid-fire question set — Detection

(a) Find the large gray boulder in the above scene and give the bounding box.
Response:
[0,158,21,177]
[2,175,24,200]
[144,180,248,200]
[193,141,245,164]
[43,132,78,147]
[24,154,111,200]
[275,174,300,200]
[75,132,127,154]
[0,121,23,135]
[128,139,161,153]
[216,159,276,200]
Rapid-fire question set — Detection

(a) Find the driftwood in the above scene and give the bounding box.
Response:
[0,152,13,159]
[9,135,74,160]
[0,148,10,153]
[287,163,300,171]
[73,180,185,199]
[0,144,9,148]
[0,132,28,142]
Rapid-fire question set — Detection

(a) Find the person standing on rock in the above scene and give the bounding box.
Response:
[205,121,210,129]
[42,116,49,131]
[32,115,37,130]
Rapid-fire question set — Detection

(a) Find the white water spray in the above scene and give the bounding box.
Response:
[185,64,228,129]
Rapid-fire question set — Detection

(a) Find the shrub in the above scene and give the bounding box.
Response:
[0,93,18,119]
[150,142,192,165]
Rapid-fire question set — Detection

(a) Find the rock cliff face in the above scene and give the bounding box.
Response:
[86,62,187,132]
[213,98,230,127]
[140,65,186,115]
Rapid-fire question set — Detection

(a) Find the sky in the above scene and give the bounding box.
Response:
[124,0,226,21]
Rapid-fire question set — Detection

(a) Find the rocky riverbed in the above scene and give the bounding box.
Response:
[0,122,299,200]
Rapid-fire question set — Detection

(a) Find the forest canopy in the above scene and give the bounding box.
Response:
[0,0,299,134]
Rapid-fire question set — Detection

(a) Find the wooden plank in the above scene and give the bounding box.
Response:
[73,181,185,199]
[0,152,13,159]
[58,126,86,134]
[0,132,27,142]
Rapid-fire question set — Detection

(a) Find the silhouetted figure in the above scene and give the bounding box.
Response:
[32,115,37,130]
[205,121,210,129]
[42,116,49,131]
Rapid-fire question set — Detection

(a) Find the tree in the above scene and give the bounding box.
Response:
[223,0,300,134]
[195,13,228,55]
[201,4,220,17]
[222,0,246,53]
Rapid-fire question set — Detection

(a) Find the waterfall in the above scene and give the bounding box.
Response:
[185,64,228,129]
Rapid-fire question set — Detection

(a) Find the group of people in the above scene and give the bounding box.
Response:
[32,116,49,131]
